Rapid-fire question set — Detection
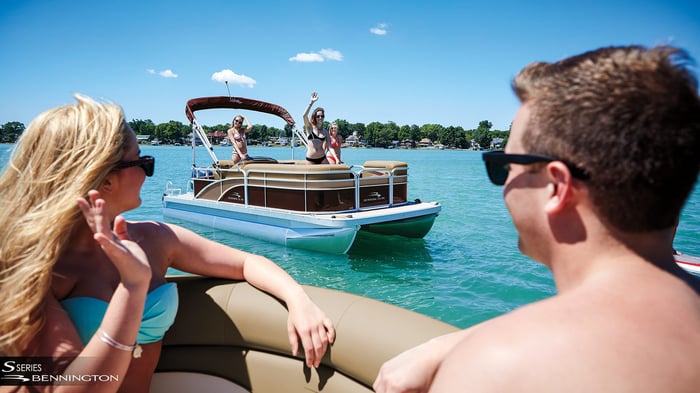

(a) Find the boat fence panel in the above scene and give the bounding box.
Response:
[187,161,412,213]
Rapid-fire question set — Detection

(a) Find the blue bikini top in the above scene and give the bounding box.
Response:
[60,283,179,345]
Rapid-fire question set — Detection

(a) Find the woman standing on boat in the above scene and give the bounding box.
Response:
[227,114,252,164]
[0,95,335,393]
[302,92,330,164]
[326,122,343,164]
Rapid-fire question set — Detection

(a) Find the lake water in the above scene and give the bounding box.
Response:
[1,144,698,328]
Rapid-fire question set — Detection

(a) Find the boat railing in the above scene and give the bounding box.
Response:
[189,161,409,213]
[243,165,356,212]
[190,119,218,164]
[163,181,182,197]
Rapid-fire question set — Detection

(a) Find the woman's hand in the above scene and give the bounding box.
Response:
[310,91,319,103]
[77,190,151,288]
[286,292,335,368]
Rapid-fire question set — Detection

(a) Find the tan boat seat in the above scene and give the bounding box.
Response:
[361,161,408,178]
[216,160,239,169]
[156,276,457,392]
[151,372,249,393]
[363,160,407,171]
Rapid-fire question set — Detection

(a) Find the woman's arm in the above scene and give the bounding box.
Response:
[302,92,318,131]
[322,137,330,156]
[336,135,343,162]
[165,223,335,368]
[241,115,253,132]
[33,191,151,393]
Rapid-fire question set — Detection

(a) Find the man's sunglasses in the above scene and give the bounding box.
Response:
[114,155,155,177]
[482,151,589,186]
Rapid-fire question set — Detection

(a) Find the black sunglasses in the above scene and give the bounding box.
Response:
[482,151,589,186]
[316,114,325,118]
[114,155,155,177]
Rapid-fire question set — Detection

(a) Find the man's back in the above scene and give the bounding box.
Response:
[431,258,700,392]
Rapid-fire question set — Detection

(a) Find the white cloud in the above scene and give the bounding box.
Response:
[159,69,178,78]
[147,68,178,78]
[211,69,256,88]
[370,23,388,36]
[319,48,343,61]
[289,52,325,62]
[289,48,344,63]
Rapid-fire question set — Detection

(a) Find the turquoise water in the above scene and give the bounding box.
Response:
[1,144,698,328]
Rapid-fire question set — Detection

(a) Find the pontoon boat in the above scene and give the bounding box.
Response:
[162,97,441,254]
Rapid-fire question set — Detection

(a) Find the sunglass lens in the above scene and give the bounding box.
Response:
[141,157,155,177]
[485,161,508,185]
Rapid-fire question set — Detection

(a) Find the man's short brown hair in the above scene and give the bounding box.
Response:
[512,45,700,232]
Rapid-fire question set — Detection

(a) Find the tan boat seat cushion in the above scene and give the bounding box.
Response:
[362,160,407,171]
[151,372,249,393]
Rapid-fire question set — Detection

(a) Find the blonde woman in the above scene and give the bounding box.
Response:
[302,91,330,164]
[227,114,252,164]
[0,95,335,393]
[326,122,343,164]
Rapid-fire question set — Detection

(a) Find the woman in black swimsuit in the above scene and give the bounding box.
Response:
[302,92,330,164]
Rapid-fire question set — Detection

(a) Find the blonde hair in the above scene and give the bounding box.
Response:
[0,94,128,355]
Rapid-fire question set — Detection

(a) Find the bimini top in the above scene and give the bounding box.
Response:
[185,96,296,127]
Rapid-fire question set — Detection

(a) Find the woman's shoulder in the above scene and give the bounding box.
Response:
[127,221,178,242]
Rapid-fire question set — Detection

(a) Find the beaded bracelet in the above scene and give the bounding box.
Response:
[99,330,142,358]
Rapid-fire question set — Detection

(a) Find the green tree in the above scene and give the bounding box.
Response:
[375,121,399,147]
[284,124,294,138]
[398,125,412,142]
[365,121,383,147]
[1,121,25,143]
[474,120,494,150]
[478,120,493,131]
[419,124,443,143]
[128,119,155,136]
[156,120,188,141]
[348,122,366,142]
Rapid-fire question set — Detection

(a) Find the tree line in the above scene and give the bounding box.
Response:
[1,119,509,149]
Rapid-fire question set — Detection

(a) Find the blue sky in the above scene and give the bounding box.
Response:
[1,0,698,131]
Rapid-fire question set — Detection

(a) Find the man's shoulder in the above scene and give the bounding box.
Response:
[431,287,700,392]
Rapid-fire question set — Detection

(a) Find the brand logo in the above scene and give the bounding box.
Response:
[1,358,119,386]
[225,191,243,202]
[362,191,385,203]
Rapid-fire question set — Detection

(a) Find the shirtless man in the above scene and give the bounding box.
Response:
[374,45,700,393]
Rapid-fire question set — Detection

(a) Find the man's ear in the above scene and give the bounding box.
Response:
[544,162,573,214]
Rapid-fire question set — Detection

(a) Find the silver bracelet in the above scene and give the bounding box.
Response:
[99,329,142,358]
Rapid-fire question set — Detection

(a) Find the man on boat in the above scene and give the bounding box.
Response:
[374,45,700,392]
